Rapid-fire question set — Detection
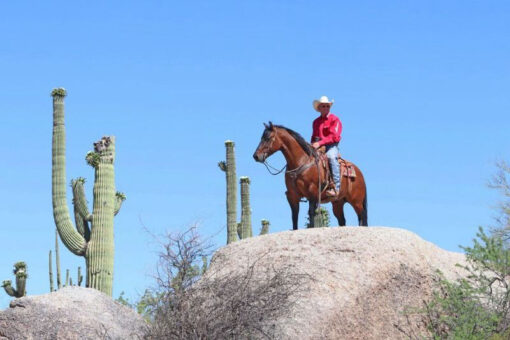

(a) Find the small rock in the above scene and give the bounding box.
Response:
[0,286,147,339]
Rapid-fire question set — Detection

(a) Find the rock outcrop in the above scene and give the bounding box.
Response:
[209,226,466,339]
[0,286,147,340]
[0,227,466,339]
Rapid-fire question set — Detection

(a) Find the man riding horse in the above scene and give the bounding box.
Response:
[311,96,342,197]
[253,96,367,227]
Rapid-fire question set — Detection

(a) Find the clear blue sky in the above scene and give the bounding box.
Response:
[1,1,509,309]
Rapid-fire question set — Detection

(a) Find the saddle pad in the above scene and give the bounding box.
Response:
[318,151,357,178]
[340,162,356,178]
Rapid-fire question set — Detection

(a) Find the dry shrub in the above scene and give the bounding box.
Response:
[145,226,310,339]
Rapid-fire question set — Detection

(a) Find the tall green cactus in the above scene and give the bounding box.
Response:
[51,88,125,296]
[219,141,259,242]
[65,269,70,287]
[218,140,237,244]
[77,266,83,286]
[55,229,61,289]
[239,176,253,239]
[2,262,27,298]
[49,250,54,292]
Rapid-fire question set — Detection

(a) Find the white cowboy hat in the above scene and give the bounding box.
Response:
[313,95,334,112]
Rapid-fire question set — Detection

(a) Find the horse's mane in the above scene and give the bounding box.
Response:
[268,125,317,158]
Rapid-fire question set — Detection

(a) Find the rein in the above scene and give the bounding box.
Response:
[263,159,316,178]
[263,161,286,175]
[317,160,322,209]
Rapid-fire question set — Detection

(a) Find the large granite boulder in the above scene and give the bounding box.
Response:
[0,286,148,340]
[208,226,466,339]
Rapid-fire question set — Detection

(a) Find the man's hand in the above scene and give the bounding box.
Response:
[312,142,321,149]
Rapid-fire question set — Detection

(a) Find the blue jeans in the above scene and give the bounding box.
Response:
[325,143,340,190]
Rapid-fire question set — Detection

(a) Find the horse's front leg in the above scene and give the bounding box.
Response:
[286,191,300,230]
[308,200,318,228]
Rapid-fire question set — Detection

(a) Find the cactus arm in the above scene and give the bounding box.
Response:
[51,89,87,256]
[73,212,85,238]
[71,178,91,221]
[240,177,253,238]
[71,178,92,241]
[219,140,238,244]
[114,192,126,216]
[65,269,70,286]
[73,209,90,242]
[2,280,17,297]
[260,219,270,235]
[49,250,54,292]
[72,196,90,242]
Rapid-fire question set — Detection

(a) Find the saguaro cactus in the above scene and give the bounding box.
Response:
[239,176,253,239]
[260,219,270,235]
[77,266,83,286]
[51,88,125,296]
[307,207,330,228]
[55,229,62,289]
[2,262,27,298]
[65,269,70,286]
[49,250,54,292]
[218,140,237,244]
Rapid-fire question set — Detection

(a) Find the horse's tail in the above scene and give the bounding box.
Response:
[362,191,368,226]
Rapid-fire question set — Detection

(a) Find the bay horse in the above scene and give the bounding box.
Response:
[253,122,367,229]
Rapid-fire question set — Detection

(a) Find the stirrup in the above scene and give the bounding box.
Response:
[325,188,337,197]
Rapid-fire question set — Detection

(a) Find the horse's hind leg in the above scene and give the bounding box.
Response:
[332,200,346,226]
[352,200,368,227]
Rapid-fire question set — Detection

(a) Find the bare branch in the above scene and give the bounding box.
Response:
[144,225,311,339]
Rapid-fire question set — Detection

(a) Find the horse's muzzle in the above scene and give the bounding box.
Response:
[253,152,264,163]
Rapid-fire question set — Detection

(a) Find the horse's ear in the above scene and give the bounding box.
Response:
[263,122,269,129]
[268,121,274,130]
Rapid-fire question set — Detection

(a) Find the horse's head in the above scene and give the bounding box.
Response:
[253,122,283,162]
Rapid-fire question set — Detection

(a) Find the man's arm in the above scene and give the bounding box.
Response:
[311,119,318,143]
[318,117,342,146]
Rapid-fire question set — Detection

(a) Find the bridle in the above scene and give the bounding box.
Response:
[260,133,287,175]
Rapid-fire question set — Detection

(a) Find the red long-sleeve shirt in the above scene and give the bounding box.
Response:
[311,113,342,146]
